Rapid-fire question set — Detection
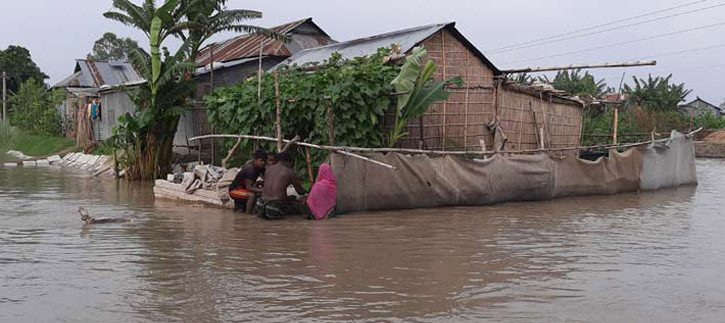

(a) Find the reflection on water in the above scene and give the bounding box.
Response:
[1,160,724,322]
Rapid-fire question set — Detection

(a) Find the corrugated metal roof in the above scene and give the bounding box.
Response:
[52,60,143,89]
[196,18,333,67]
[277,23,447,68]
[273,22,501,74]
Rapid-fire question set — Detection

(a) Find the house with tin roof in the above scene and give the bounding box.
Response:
[52,59,144,147]
[678,97,721,118]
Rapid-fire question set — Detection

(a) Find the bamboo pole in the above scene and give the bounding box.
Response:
[441,31,448,151]
[189,128,702,159]
[612,107,619,145]
[305,147,314,184]
[2,71,6,123]
[502,60,657,74]
[274,72,282,152]
[326,101,335,145]
[189,134,397,169]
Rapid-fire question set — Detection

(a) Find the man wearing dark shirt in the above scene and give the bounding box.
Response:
[229,150,267,214]
[258,152,307,219]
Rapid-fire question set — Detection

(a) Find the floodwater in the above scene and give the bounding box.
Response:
[1,160,724,322]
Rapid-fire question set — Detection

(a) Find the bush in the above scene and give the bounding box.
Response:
[8,79,64,135]
[206,48,400,168]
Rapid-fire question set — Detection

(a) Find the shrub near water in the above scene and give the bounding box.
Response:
[8,79,64,136]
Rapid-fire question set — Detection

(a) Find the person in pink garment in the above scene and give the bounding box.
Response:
[306,163,338,220]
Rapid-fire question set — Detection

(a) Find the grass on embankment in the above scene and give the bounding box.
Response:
[0,124,76,160]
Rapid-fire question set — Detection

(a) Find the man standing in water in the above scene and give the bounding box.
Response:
[229,150,267,214]
[257,152,307,219]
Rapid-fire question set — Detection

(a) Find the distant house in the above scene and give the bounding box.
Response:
[52,59,143,147]
[678,97,721,118]
[175,18,335,154]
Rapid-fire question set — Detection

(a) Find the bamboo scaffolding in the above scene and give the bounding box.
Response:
[189,134,397,170]
[190,128,701,160]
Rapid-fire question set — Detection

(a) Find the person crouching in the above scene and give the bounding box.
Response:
[229,150,267,214]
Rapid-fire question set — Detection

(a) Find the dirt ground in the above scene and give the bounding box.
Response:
[704,130,725,143]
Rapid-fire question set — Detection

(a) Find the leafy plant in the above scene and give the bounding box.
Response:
[104,0,272,179]
[0,45,48,94]
[87,32,140,62]
[539,69,609,97]
[624,74,691,111]
[389,47,463,147]
[206,48,400,167]
[8,79,64,135]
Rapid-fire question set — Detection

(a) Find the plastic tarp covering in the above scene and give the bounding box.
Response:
[552,148,642,198]
[331,131,697,214]
[640,131,698,191]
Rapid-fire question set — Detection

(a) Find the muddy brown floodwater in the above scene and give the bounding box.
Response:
[1,159,725,322]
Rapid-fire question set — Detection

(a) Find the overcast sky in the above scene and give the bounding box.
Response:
[1,0,723,104]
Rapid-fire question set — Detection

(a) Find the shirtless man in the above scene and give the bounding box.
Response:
[257,152,307,219]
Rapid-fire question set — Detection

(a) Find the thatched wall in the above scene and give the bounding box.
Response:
[393,29,496,151]
[498,86,583,155]
[389,29,584,154]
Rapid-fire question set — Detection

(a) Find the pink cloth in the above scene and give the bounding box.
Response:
[306,164,338,220]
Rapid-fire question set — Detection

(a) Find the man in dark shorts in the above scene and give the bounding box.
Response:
[229,150,267,214]
[256,152,307,219]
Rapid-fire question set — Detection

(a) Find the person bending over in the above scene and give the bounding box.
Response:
[229,150,267,214]
[257,152,307,219]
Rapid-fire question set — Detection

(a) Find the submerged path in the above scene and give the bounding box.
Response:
[1,160,724,322]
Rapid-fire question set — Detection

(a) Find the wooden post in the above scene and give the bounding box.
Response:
[2,71,6,123]
[258,39,263,101]
[326,101,335,145]
[463,49,470,151]
[539,128,545,149]
[209,44,215,90]
[441,31,448,150]
[209,44,216,166]
[689,111,694,132]
[274,72,282,152]
[305,147,314,184]
[517,101,524,149]
[612,107,619,145]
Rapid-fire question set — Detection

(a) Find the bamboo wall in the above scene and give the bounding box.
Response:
[498,86,583,156]
[391,29,583,155]
[395,29,497,151]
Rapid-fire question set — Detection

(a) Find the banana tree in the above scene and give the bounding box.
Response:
[389,47,463,148]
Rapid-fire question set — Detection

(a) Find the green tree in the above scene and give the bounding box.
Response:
[8,79,64,135]
[0,45,48,94]
[624,74,691,111]
[87,32,141,61]
[540,69,608,97]
[103,0,272,179]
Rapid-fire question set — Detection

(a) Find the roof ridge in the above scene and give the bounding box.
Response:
[292,22,453,53]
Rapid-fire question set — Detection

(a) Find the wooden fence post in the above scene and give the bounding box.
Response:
[612,107,619,145]
[274,72,282,152]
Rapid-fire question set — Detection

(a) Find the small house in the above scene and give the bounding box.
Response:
[278,22,584,154]
[678,97,721,118]
[52,59,143,148]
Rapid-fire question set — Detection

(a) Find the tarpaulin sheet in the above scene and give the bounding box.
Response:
[331,131,697,214]
[640,131,698,191]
